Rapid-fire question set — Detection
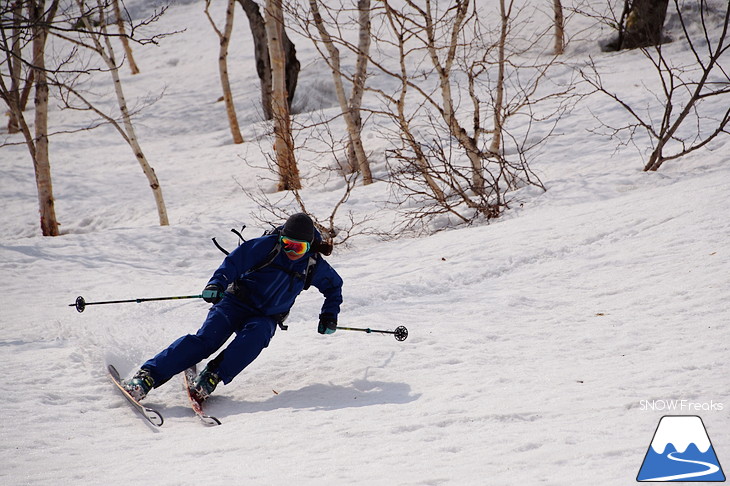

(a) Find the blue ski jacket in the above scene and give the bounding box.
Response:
[206,232,343,318]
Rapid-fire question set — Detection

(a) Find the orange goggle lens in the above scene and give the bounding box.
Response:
[280,236,310,255]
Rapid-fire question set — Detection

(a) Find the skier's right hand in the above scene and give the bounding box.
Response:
[202,284,224,304]
[318,314,337,335]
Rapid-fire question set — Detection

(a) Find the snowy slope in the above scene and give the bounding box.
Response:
[1,1,728,485]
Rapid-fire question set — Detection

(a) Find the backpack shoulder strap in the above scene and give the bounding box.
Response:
[302,254,319,290]
[245,237,281,276]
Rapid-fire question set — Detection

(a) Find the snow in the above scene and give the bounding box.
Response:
[1,1,728,485]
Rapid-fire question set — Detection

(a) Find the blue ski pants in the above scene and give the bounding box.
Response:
[142,296,278,386]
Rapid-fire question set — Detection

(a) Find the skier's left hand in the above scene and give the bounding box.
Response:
[318,314,337,335]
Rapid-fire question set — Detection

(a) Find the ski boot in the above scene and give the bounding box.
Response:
[122,368,155,401]
[190,364,221,402]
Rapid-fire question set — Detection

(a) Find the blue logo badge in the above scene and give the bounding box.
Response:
[637,415,725,482]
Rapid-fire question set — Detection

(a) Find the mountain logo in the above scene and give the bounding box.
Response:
[637,415,725,482]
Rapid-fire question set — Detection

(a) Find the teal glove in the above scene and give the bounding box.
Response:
[202,284,224,304]
[318,314,337,335]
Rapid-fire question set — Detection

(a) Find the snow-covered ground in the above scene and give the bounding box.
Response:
[1,1,728,484]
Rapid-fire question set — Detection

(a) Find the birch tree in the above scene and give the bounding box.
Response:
[2,0,173,233]
[205,0,244,144]
[265,0,300,190]
[364,0,573,231]
[75,0,169,225]
[0,0,61,236]
[307,0,373,185]
[582,0,730,171]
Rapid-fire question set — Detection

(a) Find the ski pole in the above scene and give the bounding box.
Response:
[336,325,409,341]
[69,294,203,313]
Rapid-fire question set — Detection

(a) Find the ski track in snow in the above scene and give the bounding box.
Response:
[1,0,729,484]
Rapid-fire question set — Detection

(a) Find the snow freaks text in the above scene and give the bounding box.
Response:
[640,400,724,412]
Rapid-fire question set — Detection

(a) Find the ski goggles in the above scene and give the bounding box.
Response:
[280,235,311,256]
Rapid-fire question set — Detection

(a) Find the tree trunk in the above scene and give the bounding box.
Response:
[422,0,485,194]
[19,69,35,112]
[220,0,244,143]
[619,0,669,50]
[237,0,299,119]
[206,0,244,144]
[103,39,169,225]
[309,0,372,185]
[350,0,372,183]
[82,2,169,226]
[31,0,60,236]
[265,0,300,191]
[381,1,446,204]
[489,0,507,159]
[112,0,140,74]
[553,0,565,55]
[283,29,300,111]
[7,0,24,134]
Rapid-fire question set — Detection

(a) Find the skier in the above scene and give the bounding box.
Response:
[122,213,343,402]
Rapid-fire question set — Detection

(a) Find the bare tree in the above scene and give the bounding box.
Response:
[265,0,300,190]
[205,0,244,144]
[74,0,169,225]
[305,0,373,185]
[360,0,572,231]
[0,0,61,236]
[2,0,175,234]
[582,0,730,171]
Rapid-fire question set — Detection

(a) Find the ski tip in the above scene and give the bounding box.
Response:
[201,415,222,426]
[145,408,164,427]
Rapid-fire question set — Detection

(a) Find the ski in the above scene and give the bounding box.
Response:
[108,364,164,427]
[183,366,221,426]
